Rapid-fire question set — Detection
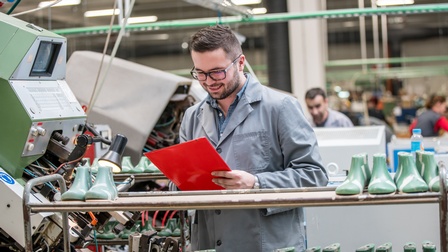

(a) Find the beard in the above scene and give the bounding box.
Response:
[204,70,241,100]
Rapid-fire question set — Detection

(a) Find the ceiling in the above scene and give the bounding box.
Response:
[1,0,447,60]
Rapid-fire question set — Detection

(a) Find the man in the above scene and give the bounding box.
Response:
[180,25,328,252]
[305,87,354,127]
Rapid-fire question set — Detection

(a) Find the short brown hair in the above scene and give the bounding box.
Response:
[188,25,242,60]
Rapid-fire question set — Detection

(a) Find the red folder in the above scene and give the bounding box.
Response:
[144,137,231,191]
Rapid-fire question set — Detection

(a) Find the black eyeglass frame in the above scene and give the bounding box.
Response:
[190,54,242,81]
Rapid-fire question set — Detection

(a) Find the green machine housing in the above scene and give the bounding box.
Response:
[0,13,86,179]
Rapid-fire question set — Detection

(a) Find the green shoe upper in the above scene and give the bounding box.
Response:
[336,153,369,195]
[61,165,92,201]
[376,242,392,252]
[395,152,428,193]
[322,243,340,252]
[356,243,375,252]
[85,166,118,201]
[368,153,396,194]
[419,151,440,192]
[121,156,134,173]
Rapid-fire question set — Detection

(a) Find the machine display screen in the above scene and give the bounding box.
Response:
[30,41,61,77]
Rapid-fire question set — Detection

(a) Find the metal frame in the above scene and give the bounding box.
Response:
[24,161,447,252]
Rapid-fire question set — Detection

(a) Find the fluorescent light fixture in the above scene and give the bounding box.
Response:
[84,9,120,18]
[231,0,261,5]
[128,16,158,24]
[250,7,266,14]
[376,0,414,6]
[38,0,80,8]
[183,0,252,16]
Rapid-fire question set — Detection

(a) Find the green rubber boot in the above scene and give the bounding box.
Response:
[368,153,397,194]
[336,153,369,195]
[61,165,92,201]
[419,151,440,192]
[356,243,375,252]
[322,243,340,252]
[96,221,118,239]
[85,166,118,201]
[422,240,436,252]
[131,156,148,173]
[306,247,321,252]
[395,152,428,193]
[121,156,134,173]
[404,242,416,252]
[376,242,392,252]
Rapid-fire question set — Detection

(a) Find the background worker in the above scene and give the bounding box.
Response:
[410,94,448,137]
[305,87,354,127]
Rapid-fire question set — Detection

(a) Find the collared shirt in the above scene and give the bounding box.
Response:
[206,79,248,140]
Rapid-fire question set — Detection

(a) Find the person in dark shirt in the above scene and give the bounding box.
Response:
[410,95,448,137]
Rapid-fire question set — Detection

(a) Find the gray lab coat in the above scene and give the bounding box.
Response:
[179,74,328,252]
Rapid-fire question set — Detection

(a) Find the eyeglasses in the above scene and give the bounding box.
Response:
[190,54,242,81]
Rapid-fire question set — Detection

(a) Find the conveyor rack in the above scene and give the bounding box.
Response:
[23,161,447,252]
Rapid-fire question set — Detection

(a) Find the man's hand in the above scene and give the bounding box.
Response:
[211,170,256,189]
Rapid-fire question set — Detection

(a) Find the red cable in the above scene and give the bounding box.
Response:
[161,210,170,227]
[169,210,178,219]
[153,210,159,228]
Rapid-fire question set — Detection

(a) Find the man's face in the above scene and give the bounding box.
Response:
[191,49,242,101]
[305,95,329,125]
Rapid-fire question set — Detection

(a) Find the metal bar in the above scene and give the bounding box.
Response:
[326,55,448,67]
[51,4,448,36]
[28,189,440,213]
[23,174,68,252]
[438,161,447,252]
[113,173,167,181]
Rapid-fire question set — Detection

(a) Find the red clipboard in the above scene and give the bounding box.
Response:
[144,137,231,191]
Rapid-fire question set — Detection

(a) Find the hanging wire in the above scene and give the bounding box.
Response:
[86,0,136,115]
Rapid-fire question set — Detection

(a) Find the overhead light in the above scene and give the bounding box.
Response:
[231,0,261,5]
[183,0,253,17]
[250,7,266,15]
[84,9,120,18]
[38,0,80,8]
[128,16,158,24]
[376,0,414,6]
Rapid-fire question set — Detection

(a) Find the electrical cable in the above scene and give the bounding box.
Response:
[161,210,170,227]
[6,0,21,15]
[86,0,136,115]
[85,0,117,115]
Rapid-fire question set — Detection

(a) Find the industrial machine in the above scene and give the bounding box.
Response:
[0,12,134,251]
[0,11,194,251]
[0,11,88,251]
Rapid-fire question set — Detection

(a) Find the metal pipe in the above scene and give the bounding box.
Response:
[358,0,367,73]
[325,55,448,67]
[23,174,68,252]
[438,160,447,252]
[28,189,440,213]
[51,4,448,36]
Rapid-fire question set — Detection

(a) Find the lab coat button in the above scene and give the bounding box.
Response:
[215,210,221,215]
[216,148,222,153]
[216,240,222,246]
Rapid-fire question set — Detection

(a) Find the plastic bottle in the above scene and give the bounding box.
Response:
[410,128,423,159]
